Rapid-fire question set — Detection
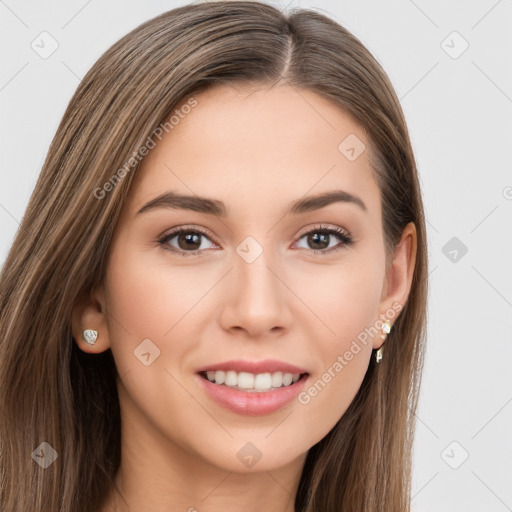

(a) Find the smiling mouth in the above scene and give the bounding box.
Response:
[198,370,309,393]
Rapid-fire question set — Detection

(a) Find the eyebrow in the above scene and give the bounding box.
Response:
[136,189,367,217]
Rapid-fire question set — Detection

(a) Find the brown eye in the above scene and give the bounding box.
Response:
[158,227,216,256]
[295,225,353,254]
[175,231,202,251]
[306,232,330,250]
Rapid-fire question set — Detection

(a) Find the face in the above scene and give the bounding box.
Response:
[76,83,414,475]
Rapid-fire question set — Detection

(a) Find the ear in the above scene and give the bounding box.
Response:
[71,284,111,354]
[374,221,417,349]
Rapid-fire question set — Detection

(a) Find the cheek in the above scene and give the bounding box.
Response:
[292,254,383,342]
[103,247,184,375]
[290,257,382,435]
[102,249,209,442]
[294,346,370,452]
[295,316,375,448]
[105,247,211,341]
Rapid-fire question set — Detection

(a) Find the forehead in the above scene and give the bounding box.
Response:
[124,83,380,220]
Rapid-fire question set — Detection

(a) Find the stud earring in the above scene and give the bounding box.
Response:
[375,320,392,363]
[380,319,391,340]
[82,329,98,345]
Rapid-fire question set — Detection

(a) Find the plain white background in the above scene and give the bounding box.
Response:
[1,1,511,510]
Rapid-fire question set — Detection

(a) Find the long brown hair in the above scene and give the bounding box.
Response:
[0,2,428,510]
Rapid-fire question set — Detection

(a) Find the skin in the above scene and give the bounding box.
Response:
[72,82,417,512]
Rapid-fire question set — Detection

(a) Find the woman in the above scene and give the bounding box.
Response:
[0,1,428,511]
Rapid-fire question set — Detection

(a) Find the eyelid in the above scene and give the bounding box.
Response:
[158,223,351,242]
[295,223,351,239]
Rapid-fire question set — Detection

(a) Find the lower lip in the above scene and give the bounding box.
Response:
[196,373,309,415]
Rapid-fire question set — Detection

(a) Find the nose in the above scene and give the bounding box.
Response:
[219,244,293,339]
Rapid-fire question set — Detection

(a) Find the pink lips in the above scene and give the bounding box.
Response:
[195,359,310,416]
[195,358,308,375]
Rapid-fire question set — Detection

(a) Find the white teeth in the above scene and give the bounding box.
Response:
[237,372,254,389]
[225,371,238,387]
[271,371,283,388]
[204,370,302,391]
[254,373,272,390]
[214,370,225,384]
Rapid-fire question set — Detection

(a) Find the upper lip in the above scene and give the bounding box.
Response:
[196,359,309,375]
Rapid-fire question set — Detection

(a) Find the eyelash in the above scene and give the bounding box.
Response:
[157,224,353,257]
